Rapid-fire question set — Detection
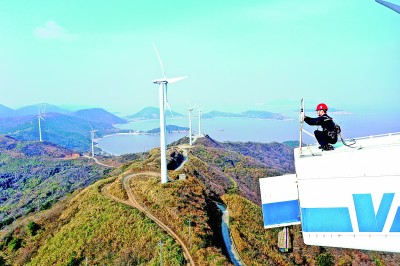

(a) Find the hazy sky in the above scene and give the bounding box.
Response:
[0,0,399,116]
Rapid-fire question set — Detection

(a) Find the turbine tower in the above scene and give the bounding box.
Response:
[187,104,195,145]
[37,103,46,142]
[152,46,186,184]
[89,124,98,157]
[198,108,203,137]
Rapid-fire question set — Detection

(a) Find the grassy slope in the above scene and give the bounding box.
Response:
[127,173,229,265]
[3,176,184,266]
[2,135,399,265]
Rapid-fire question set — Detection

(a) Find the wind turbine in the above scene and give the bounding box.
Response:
[198,108,203,137]
[187,104,196,146]
[152,45,187,184]
[89,124,98,157]
[37,103,46,142]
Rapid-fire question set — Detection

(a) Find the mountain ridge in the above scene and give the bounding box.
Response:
[0,108,127,152]
[0,135,398,265]
[126,107,184,120]
[67,108,128,125]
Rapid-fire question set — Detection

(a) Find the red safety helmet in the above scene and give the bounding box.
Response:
[315,103,328,111]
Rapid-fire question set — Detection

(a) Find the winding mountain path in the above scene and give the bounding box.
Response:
[83,155,114,168]
[101,172,195,266]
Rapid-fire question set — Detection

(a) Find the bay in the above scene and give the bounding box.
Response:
[97,112,400,155]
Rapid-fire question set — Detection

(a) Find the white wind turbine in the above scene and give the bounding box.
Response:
[187,104,196,146]
[152,46,187,184]
[89,124,98,157]
[198,108,203,137]
[37,103,46,142]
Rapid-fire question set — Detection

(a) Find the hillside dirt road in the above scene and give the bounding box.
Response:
[102,172,195,266]
[83,155,114,168]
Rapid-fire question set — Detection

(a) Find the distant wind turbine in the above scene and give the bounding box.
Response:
[152,45,187,184]
[198,108,203,137]
[187,104,196,146]
[37,103,46,142]
[89,124,98,157]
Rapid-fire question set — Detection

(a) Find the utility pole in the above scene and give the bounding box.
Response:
[158,240,163,266]
[187,219,192,249]
[141,147,146,169]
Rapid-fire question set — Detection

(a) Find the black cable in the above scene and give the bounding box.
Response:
[339,133,357,148]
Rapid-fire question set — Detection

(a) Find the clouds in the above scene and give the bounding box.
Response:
[33,21,77,40]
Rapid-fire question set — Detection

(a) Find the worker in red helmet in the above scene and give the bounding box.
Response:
[304,103,337,150]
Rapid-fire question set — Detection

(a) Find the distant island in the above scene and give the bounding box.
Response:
[203,110,286,120]
[102,125,189,138]
[127,107,287,121]
[126,107,184,121]
[146,125,189,134]
[303,108,353,115]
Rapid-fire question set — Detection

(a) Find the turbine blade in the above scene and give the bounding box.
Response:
[376,0,400,14]
[166,101,174,119]
[153,44,167,79]
[187,100,196,108]
[167,76,187,84]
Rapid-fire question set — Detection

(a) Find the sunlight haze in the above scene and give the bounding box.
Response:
[0,0,399,116]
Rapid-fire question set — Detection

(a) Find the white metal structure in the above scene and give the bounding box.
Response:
[152,46,186,184]
[89,124,98,157]
[37,104,46,142]
[260,132,400,253]
[187,105,195,146]
[198,108,203,137]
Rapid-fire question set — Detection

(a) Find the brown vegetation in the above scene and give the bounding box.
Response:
[2,135,399,265]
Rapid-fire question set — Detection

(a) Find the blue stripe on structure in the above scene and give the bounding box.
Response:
[301,207,353,232]
[390,207,400,232]
[353,193,394,232]
[262,200,300,227]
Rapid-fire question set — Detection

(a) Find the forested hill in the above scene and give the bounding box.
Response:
[67,108,127,125]
[0,135,75,158]
[1,135,398,265]
[0,136,108,229]
[171,135,294,204]
[0,112,121,152]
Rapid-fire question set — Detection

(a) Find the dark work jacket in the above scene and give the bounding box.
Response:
[304,114,337,141]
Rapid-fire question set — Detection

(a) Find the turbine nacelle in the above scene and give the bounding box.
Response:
[152,76,187,84]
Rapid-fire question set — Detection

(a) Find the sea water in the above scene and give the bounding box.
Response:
[97,112,400,155]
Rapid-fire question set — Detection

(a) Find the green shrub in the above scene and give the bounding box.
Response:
[0,256,6,266]
[8,237,22,252]
[27,221,40,236]
[66,251,82,266]
[316,252,334,266]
